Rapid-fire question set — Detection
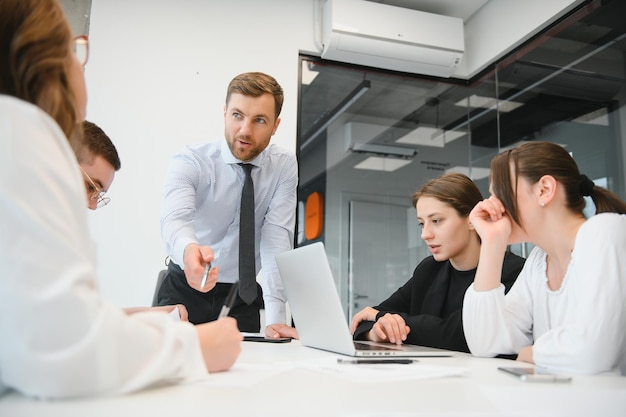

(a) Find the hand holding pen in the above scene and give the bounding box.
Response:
[182,244,217,292]
[200,262,212,289]
[198,260,218,292]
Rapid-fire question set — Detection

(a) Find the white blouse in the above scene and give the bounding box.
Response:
[463,212,626,374]
[0,96,207,398]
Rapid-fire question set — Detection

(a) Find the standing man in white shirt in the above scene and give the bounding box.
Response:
[158,72,299,340]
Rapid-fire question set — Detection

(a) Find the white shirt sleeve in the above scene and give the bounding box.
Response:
[260,154,298,326]
[463,257,536,357]
[0,98,207,399]
[160,149,203,267]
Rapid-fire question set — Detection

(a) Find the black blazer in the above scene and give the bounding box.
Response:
[353,251,525,353]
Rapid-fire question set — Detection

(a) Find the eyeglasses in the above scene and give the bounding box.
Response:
[80,166,110,209]
[73,35,89,67]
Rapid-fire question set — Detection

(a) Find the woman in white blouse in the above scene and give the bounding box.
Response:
[0,0,241,399]
[463,141,626,374]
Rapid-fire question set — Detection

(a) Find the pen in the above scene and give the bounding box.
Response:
[337,358,414,365]
[520,374,572,383]
[199,262,212,289]
[218,281,239,318]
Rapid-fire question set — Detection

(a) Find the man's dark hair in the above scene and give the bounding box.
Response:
[72,120,121,171]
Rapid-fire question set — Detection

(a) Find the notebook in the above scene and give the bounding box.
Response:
[275,242,452,357]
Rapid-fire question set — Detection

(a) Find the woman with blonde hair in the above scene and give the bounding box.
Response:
[0,0,240,399]
[464,141,626,374]
[350,173,525,352]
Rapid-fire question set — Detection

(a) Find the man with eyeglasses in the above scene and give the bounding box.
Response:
[72,120,190,321]
[71,120,120,210]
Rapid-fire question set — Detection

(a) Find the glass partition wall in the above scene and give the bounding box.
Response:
[297,0,626,319]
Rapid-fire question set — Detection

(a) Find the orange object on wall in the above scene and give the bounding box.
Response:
[305,191,324,240]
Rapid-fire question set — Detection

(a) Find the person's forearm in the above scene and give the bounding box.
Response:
[516,346,534,364]
[473,242,508,291]
[124,307,147,315]
[264,297,286,326]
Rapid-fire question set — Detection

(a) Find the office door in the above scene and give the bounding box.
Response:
[348,200,420,320]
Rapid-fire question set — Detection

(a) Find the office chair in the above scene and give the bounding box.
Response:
[152,269,168,307]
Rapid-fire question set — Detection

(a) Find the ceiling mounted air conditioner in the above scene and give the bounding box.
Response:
[321,0,464,78]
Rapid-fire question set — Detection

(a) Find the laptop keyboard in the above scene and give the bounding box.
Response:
[354,341,401,351]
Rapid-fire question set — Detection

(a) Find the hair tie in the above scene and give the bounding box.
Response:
[579,174,594,197]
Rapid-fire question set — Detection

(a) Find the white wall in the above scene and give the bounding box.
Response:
[86,0,318,307]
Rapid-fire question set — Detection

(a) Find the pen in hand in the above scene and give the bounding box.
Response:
[218,281,239,318]
[200,262,212,290]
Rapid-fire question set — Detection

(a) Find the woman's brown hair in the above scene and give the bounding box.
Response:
[0,0,81,139]
[490,141,626,226]
[412,172,484,218]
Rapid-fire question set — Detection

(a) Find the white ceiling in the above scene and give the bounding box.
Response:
[371,0,489,21]
[366,0,584,79]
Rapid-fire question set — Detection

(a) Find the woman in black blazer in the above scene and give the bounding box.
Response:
[350,173,525,353]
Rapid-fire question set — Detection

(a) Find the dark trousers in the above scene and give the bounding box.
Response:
[157,261,263,332]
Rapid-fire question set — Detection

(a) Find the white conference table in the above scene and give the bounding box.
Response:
[1,339,624,417]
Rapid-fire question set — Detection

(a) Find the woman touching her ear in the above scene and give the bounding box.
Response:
[463,141,626,374]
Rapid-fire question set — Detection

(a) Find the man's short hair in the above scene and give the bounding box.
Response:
[73,120,121,171]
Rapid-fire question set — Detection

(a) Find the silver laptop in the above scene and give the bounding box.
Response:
[275,242,452,357]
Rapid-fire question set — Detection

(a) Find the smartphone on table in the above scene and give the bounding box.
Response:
[242,333,292,343]
[498,366,572,383]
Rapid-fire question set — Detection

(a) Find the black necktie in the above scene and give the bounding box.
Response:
[238,163,256,304]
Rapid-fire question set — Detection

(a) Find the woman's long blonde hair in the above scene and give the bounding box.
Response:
[0,0,81,139]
